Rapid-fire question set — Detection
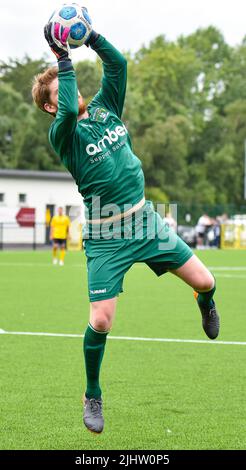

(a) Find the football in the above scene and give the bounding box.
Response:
[48,3,92,48]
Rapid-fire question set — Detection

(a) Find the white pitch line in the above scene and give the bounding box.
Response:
[209,267,246,271]
[0,262,83,268]
[0,329,245,346]
[213,274,246,279]
[0,262,246,270]
[0,330,82,338]
[0,263,245,279]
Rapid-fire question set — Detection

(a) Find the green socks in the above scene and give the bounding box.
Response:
[197,282,216,309]
[83,323,108,400]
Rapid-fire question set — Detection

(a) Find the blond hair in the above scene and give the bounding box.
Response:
[32,66,58,113]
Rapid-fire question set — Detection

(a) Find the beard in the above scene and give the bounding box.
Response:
[50,96,87,118]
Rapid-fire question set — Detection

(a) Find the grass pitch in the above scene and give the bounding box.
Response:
[0,249,245,450]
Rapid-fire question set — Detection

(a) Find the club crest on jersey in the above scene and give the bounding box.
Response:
[92,107,109,123]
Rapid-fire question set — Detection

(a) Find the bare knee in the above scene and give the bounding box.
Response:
[90,299,117,332]
[92,315,111,331]
[193,272,215,292]
[171,255,215,292]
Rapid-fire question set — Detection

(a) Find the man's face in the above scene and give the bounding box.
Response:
[58,207,63,216]
[44,78,86,116]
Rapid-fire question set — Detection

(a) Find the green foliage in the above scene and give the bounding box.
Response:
[144,186,168,203]
[132,40,199,115]
[1,28,246,205]
[0,82,34,168]
[0,55,50,104]
[204,144,238,204]
[75,59,101,103]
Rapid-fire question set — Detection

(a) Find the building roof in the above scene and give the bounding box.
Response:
[0,169,72,181]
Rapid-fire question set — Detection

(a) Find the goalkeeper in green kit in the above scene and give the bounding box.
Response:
[32,7,220,434]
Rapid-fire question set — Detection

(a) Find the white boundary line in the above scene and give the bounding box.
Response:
[0,329,245,346]
[209,267,246,271]
[0,262,83,267]
[1,262,246,271]
[213,274,246,279]
[1,263,246,279]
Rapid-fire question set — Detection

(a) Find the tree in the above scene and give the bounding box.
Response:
[135,116,191,201]
[204,144,238,204]
[0,55,50,104]
[0,82,34,168]
[75,59,102,102]
[132,37,199,116]
[18,108,61,171]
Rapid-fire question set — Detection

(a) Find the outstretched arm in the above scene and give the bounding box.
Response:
[49,66,78,158]
[44,22,78,159]
[87,33,127,118]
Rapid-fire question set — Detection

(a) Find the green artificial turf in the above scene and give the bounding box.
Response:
[0,249,245,450]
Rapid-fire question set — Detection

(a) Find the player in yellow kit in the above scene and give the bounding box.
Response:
[50,207,70,266]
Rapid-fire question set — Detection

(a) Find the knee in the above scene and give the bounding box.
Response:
[93,315,111,332]
[195,272,215,292]
[90,302,114,331]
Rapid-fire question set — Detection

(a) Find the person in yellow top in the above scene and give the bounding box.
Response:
[50,207,70,266]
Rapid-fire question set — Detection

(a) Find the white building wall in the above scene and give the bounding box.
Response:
[0,175,85,244]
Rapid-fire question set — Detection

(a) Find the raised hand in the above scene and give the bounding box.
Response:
[44,22,71,60]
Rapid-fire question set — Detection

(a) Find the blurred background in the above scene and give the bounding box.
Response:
[1,0,246,249]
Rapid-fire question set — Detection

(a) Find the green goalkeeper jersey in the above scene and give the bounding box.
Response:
[49,35,145,220]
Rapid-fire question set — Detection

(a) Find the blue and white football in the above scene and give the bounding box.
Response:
[49,3,92,48]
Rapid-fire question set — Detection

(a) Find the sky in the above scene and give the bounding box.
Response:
[1,0,246,63]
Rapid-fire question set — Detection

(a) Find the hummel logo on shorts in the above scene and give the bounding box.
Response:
[90,288,107,295]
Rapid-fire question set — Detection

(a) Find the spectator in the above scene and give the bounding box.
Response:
[195,214,212,248]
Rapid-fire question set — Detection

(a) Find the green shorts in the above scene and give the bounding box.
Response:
[83,201,193,302]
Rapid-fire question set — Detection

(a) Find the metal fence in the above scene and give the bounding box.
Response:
[176,203,246,225]
[1,202,246,250]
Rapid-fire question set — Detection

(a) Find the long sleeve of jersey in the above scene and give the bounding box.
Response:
[89,35,127,118]
[49,35,127,161]
[49,67,78,159]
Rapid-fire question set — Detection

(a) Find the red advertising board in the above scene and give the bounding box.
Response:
[16,208,36,227]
